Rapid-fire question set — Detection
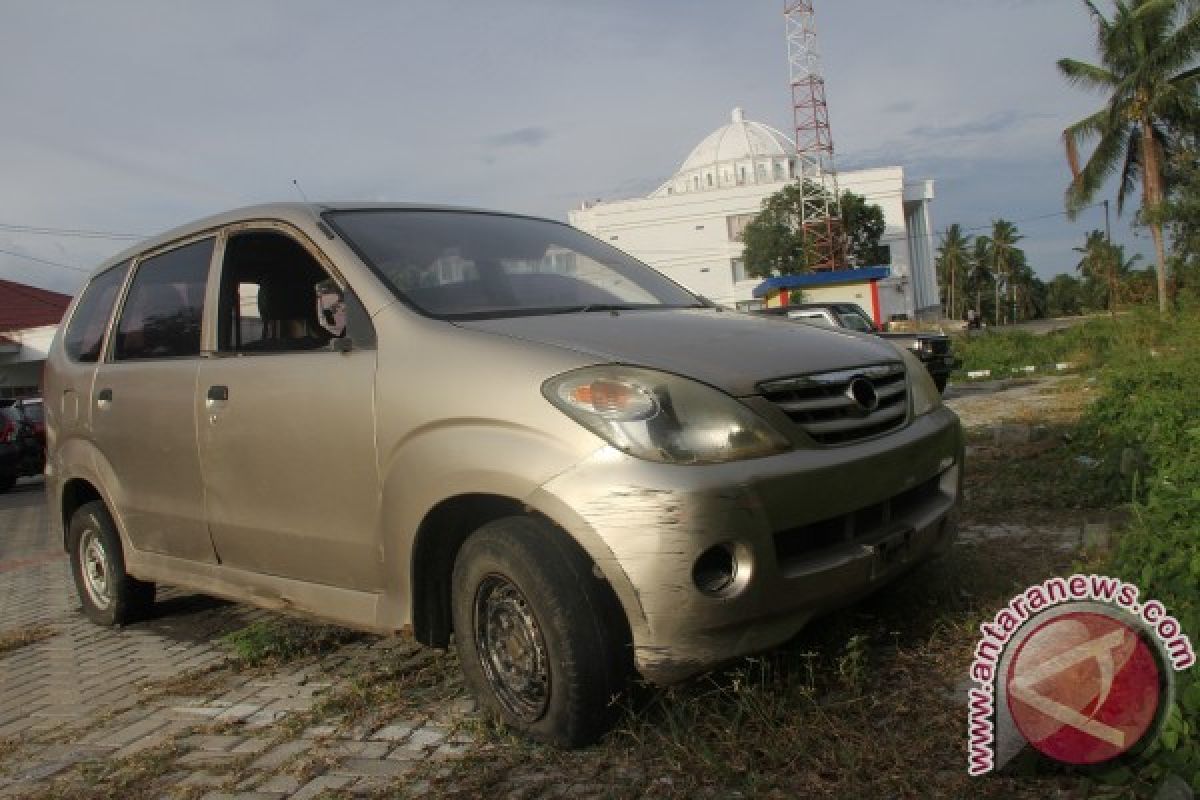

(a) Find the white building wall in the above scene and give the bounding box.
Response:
[570,165,936,315]
[0,325,58,395]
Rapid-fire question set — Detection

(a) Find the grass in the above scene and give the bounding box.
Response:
[0,624,57,656]
[221,619,363,668]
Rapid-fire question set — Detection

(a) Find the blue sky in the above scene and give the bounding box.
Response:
[0,0,1148,295]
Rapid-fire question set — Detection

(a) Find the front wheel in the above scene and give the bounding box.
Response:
[452,516,630,747]
[68,501,155,626]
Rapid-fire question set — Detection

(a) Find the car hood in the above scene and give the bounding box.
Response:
[456,309,902,397]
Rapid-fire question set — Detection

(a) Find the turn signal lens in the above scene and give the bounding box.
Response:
[559,379,658,420]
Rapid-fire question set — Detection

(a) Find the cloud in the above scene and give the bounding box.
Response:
[883,100,916,114]
[907,110,1053,140]
[482,127,552,149]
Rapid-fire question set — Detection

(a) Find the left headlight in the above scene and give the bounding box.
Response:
[894,347,941,417]
[543,365,791,464]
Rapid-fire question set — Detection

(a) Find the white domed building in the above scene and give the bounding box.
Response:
[568,108,941,322]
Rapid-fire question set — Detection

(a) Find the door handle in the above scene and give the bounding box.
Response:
[207,385,229,402]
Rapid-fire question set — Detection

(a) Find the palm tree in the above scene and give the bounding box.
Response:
[969,235,994,321]
[990,219,1025,325]
[1074,229,1143,313]
[1059,0,1200,314]
[936,224,972,320]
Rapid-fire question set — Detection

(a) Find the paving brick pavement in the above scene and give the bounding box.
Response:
[0,480,634,798]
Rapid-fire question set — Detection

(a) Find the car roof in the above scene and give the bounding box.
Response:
[88,202,553,281]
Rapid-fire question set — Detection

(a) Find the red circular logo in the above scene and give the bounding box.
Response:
[1005,611,1161,765]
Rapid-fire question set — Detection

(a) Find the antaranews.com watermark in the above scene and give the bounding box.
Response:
[967,573,1195,776]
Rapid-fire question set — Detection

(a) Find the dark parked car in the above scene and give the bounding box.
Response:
[0,404,42,491]
[751,303,959,393]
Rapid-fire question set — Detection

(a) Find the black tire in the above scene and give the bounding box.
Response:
[67,501,155,626]
[0,474,15,493]
[452,515,631,747]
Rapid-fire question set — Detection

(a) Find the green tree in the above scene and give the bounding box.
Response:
[1162,132,1200,296]
[1045,273,1086,316]
[936,224,972,321]
[990,219,1025,325]
[1058,0,1200,314]
[739,184,810,278]
[839,190,888,267]
[1074,229,1141,313]
[740,183,887,277]
[968,235,995,321]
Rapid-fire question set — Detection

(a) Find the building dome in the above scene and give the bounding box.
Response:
[679,108,794,172]
[651,108,797,197]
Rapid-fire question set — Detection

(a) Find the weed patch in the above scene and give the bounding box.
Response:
[222,619,362,668]
[0,624,57,656]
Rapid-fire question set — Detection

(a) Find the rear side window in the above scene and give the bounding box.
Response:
[63,262,130,362]
[114,239,214,361]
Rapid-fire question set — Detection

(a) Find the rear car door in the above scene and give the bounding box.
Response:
[90,237,217,563]
[195,224,382,590]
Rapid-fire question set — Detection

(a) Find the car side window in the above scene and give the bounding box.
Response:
[63,262,130,362]
[217,229,373,353]
[114,239,214,361]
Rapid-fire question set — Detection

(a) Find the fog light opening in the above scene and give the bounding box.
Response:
[693,544,737,595]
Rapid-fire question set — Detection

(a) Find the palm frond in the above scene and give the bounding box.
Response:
[1117,127,1143,214]
[1057,58,1119,92]
[1146,4,1200,73]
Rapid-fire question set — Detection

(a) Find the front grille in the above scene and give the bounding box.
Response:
[759,363,908,445]
[773,474,944,570]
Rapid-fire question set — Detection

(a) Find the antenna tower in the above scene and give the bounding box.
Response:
[785,0,845,271]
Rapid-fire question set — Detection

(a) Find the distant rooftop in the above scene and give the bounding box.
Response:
[0,279,72,331]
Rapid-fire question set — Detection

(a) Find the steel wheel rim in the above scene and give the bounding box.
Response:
[474,574,550,722]
[79,528,112,611]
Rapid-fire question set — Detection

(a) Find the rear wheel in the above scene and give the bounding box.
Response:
[68,501,155,626]
[452,515,630,747]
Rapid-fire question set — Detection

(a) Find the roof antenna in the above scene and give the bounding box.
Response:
[292,179,311,203]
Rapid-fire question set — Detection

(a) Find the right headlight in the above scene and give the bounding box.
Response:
[894,347,941,417]
[543,365,791,464]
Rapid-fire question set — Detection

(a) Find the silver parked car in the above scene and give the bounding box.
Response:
[44,204,963,745]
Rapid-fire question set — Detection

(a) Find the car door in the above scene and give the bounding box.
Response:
[195,224,382,590]
[90,237,218,563]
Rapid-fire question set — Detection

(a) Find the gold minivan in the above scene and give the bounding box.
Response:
[44,204,963,745]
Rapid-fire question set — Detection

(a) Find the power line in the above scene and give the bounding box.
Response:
[948,202,1106,237]
[0,247,90,273]
[0,221,145,241]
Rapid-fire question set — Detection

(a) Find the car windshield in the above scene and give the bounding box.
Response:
[325,210,703,319]
[832,305,878,333]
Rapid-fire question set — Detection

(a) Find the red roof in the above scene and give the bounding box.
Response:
[0,279,73,332]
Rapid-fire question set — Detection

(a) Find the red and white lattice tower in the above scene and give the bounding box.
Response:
[785,0,846,272]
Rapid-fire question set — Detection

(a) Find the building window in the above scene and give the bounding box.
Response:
[705,173,713,187]
[693,175,700,190]
[756,163,767,182]
[737,166,746,185]
[773,162,785,180]
[731,258,749,282]
[726,213,757,241]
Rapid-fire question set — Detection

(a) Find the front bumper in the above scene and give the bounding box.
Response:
[532,405,963,684]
